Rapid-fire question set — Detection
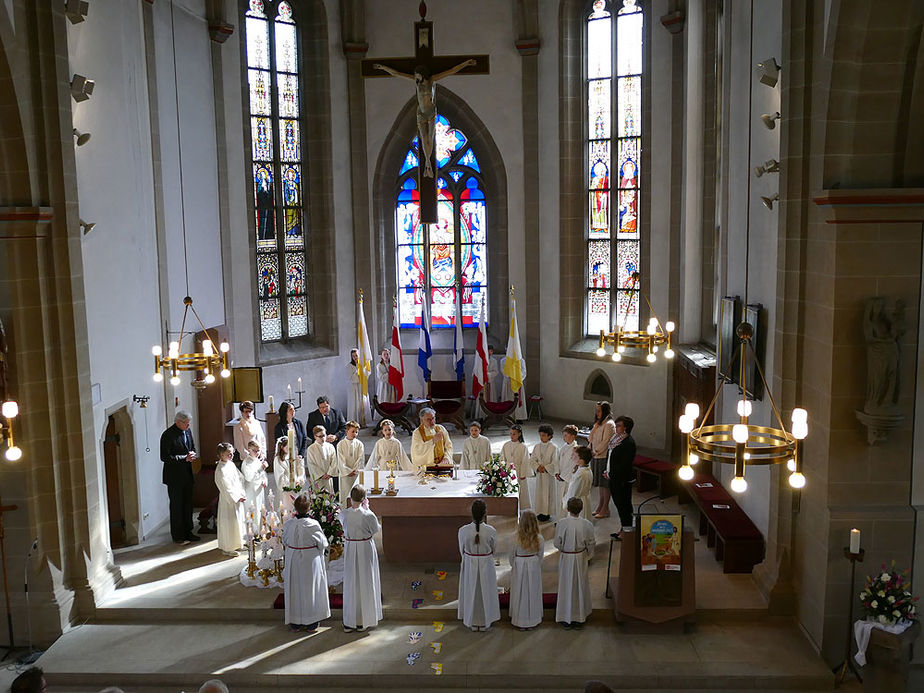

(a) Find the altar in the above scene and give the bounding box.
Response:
[366,469,518,563]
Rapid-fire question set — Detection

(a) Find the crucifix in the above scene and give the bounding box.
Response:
[0,497,18,660]
[362,1,489,224]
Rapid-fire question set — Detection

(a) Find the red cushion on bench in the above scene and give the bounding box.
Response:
[498,592,558,609]
[377,401,410,416]
[640,460,676,473]
[634,455,659,466]
[705,505,763,539]
[482,400,516,414]
[274,593,343,609]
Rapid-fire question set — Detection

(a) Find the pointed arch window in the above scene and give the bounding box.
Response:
[245,0,310,342]
[396,115,488,329]
[585,0,643,335]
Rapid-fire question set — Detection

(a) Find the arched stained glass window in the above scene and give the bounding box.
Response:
[396,115,487,329]
[246,0,309,342]
[586,0,642,335]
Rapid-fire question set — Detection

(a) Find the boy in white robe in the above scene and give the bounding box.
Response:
[365,420,412,471]
[337,421,365,506]
[554,496,596,628]
[282,494,330,632]
[530,424,559,521]
[461,421,492,470]
[340,485,383,632]
[508,510,544,630]
[305,426,338,496]
[241,439,269,524]
[457,499,500,631]
[214,443,246,556]
[501,425,531,511]
[273,437,306,512]
[563,445,593,521]
[555,425,579,515]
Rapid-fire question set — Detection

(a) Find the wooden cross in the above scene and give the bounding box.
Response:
[361,1,489,224]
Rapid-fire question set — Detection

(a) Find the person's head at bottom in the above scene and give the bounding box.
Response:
[294,493,310,517]
[198,680,229,693]
[567,496,583,517]
[584,682,614,693]
[11,667,46,693]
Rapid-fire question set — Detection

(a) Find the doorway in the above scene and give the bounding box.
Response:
[103,406,141,548]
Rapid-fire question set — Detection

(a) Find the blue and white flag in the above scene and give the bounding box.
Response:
[418,299,432,382]
[453,287,465,381]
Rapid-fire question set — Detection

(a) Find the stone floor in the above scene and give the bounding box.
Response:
[0,421,839,692]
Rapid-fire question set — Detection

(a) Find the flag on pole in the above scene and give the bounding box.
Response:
[357,290,374,426]
[418,298,432,382]
[472,296,489,399]
[388,298,405,401]
[503,286,528,420]
[453,285,465,381]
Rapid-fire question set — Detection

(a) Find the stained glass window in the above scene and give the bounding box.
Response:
[396,114,487,328]
[585,0,643,335]
[246,0,309,342]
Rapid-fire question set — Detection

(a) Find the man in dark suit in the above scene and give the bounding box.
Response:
[305,395,347,444]
[606,415,637,536]
[160,410,201,545]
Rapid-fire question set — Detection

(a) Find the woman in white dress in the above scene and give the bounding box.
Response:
[240,439,269,523]
[233,400,266,461]
[282,494,330,632]
[365,420,412,471]
[502,425,531,511]
[340,485,383,632]
[347,348,363,424]
[508,510,544,630]
[214,443,246,556]
[375,349,394,405]
[273,436,306,512]
[305,425,337,496]
[457,499,500,632]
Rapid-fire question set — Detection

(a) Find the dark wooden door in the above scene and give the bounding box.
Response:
[103,415,126,548]
[672,348,717,477]
[193,325,233,508]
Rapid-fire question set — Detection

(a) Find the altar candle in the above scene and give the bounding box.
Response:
[297,376,302,391]
[850,528,861,554]
[374,468,379,490]
[359,469,365,486]
[268,395,274,411]
[287,383,292,399]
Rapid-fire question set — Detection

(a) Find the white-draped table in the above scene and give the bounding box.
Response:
[366,470,518,563]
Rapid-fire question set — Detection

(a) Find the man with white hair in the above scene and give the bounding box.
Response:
[410,407,454,472]
[198,679,230,693]
[160,410,200,544]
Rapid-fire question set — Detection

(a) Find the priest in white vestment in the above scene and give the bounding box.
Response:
[337,423,365,506]
[530,425,559,521]
[365,420,412,470]
[240,440,269,524]
[282,494,330,631]
[554,497,596,626]
[340,485,383,632]
[508,510,544,630]
[410,408,454,471]
[215,443,246,555]
[461,421,492,470]
[305,426,338,496]
[457,500,500,631]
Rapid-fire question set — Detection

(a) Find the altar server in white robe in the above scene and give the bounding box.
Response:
[554,496,596,627]
[562,445,593,521]
[214,443,246,555]
[375,349,395,405]
[306,426,338,496]
[340,485,383,632]
[508,510,544,630]
[282,494,330,632]
[530,424,559,522]
[502,425,531,511]
[347,349,363,424]
[365,420,412,470]
[486,345,500,400]
[461,421,492,470]
[273,436,306,512]
[457,499,500,631]
[337,421,365,506]
[555,425,580,515]
[240,439,269,523]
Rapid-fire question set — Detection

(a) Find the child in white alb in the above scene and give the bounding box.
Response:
[214,443,246,556]
[337,421,365,507]
[563,445,593,521]
[554,496,595,628]
[365,419,412,471]
[461,421,492,470]
[457,499,500,632]
[502,424,531,511]
[530,424,558,522]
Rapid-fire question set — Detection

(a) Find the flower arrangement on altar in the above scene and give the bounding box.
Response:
[476,453,517,497]
[859,562,919,625]
[307,488,344,553]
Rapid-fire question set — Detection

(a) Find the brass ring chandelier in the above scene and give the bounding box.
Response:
[595,272,675,363]
[152,296,230,387]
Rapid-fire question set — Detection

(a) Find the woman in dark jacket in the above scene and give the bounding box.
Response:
[607,415,637,534]
[273,400,308,459]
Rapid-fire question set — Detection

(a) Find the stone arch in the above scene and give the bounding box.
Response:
[583,368,612,402]
[0,4,33,204]
[101,404,142,547]
[371,86,509,346]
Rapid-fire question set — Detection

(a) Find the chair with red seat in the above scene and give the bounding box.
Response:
[370,396,415,435]
[477,391,520,432]
[427,379,467,433]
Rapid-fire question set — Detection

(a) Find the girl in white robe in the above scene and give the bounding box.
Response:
[563,446,594,521]
[554,497,596,626]
[365,421,412,471]
[530,424,559,521]
[340,485,383,632]
[347,349,363,424]
[555,425,579,517]
[214,443,246,556]
[375,349,395,404]
[461,421,492,470]
[508,510,544,630]
[282,494,330,631]
[337,423,365,507]
[457,499,500,631]
[240,440,269,524]
[273,437,306,513]
[305,426,338,497]
[502,425,531,511]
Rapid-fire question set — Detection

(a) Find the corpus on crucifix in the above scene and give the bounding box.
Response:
[362,1,488,224]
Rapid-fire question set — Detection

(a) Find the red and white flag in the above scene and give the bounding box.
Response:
[472,297,489,399]
[388,300,405,401]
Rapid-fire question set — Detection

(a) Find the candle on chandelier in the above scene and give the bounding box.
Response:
[297,376,302,391]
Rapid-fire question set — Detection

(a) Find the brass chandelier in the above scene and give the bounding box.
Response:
[595,272,675,363]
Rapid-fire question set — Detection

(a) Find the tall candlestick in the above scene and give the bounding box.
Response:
[850,528,861,554]
[268,395,274,411]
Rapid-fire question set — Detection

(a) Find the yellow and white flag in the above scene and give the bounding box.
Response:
[503,286,528,420]
[357,290,373,425]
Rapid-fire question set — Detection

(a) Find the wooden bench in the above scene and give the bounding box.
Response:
[680,472,765,574]
[633,455,680,498]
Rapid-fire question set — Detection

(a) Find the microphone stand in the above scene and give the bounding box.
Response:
[18,538,40,665]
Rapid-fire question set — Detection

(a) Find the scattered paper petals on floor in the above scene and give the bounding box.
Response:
[406,652,421,666]
[431,663,443,675]
[430,641,442,653]
[432,590,444,601]
[412,598,423,608]
[411,580,422,590]
[407,631,422,644]
[432,621,444,632]
[436,570,447,580]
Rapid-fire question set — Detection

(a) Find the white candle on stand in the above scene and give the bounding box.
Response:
[287,383,293,399]
[297,376,302,391]
[268,395,274,411]
[850,528,861,554]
